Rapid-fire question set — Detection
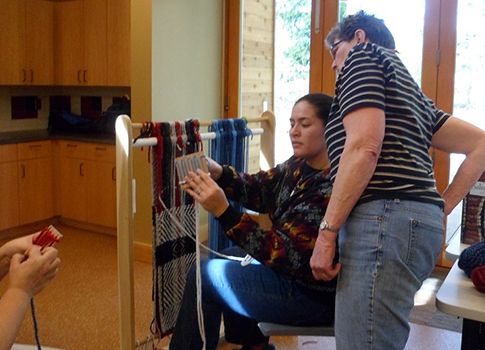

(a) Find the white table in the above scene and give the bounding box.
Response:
[445,232,470,262]
[436,234,484,349]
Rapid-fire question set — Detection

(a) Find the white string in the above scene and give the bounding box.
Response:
[158,194,244,262]
[157,195,246,350]
[195,202,206,350]
[157,193,249,343]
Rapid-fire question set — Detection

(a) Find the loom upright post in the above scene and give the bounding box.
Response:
[116,115,136,350]
[260,110,276,168]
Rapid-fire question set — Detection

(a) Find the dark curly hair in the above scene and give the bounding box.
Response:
[325,10,395,50]
[294,93,333,125]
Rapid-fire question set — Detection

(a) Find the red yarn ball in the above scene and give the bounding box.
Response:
[471,266,485,293]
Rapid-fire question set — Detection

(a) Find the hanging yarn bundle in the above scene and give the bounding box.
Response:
[144,120,203,338]
[208,118,251,255]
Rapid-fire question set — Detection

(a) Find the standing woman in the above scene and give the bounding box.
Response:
[170,93,336,350]
[310,10,485,350]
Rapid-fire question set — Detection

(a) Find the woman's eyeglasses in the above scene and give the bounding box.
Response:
[330,39,344,59]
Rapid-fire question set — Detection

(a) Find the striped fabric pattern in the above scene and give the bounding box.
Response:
[147,121,202,337]
[325,42,449,207]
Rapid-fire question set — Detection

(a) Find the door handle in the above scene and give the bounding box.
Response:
[315,0,321,34]
[30,69,33,82]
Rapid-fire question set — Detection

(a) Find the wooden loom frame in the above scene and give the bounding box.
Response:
[115,113,275,349]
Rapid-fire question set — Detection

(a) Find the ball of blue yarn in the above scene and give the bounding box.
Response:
[458,241,485,276]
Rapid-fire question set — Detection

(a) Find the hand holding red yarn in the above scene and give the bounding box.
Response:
[9,246,61,299]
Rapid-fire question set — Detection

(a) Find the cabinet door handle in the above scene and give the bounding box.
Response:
[80,163,84,176]
[112,167,116,181]
[21,164,25,178]
[95,147,107,151]
[30,69,33,83]
[22,69,26,82]
[67,144,77,148]
[83,70,87,83]
[29,144,42,148]
[78,70,82,83]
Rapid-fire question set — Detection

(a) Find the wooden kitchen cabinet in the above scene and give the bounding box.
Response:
[107,0,130,86]
[25,0,55,85]
[85,158,116,227]
[0,0,24,85]
[84,143,116,228]
[0,144,20,231]
[17,141,53,225]
[58,141,87,221]
[0,0,54,85]
[57,141,116,228]
[55,0,107,86]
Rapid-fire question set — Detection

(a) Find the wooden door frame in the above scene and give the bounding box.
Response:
[222,0,242,119]
[310,0,338,95]
[424,0,458,267]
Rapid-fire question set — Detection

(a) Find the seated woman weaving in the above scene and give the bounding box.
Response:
[169,93,336,350]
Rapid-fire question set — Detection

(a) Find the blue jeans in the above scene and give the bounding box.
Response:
[335,199,444,350]
[169,256,334,350]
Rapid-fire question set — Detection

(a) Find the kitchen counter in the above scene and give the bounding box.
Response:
[0,129,115,145]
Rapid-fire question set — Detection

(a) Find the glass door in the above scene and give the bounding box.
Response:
[447,0,485,239]
[274,0,312,164]
[338,0,426,85]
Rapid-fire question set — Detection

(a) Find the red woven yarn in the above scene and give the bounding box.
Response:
[471,266,485,293]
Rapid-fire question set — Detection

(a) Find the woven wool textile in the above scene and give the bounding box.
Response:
[146,120,202,337]
[208,118,251,255]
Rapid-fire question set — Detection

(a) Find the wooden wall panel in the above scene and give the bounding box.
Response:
[242,0,275,173]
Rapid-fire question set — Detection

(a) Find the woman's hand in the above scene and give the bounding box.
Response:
[0,234,38,281]
[184,169,230,217]
[204,157,223,181]
[310,230,341,281]
[8,246,61,298]
[0,234,36,259]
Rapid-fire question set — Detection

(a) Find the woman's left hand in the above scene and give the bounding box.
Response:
[0,234,37,260]
[184,169,230,217]
[0,233,38,281]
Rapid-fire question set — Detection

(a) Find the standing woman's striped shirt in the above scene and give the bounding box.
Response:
[325,42,450,208]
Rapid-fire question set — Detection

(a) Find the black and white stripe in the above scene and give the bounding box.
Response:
[325,43,449,208]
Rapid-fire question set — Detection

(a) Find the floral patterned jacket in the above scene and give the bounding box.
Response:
[216,156,337,293]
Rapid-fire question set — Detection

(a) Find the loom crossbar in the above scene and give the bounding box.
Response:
[115,113,275,349]
[133,128,264,147]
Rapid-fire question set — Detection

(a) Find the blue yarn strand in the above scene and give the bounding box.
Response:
[208,118,250,256]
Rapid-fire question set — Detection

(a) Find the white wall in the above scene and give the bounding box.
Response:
[152,0,222,122]
[151,0,223,237]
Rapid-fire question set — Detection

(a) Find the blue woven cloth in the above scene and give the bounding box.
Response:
[458,241,485,276]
